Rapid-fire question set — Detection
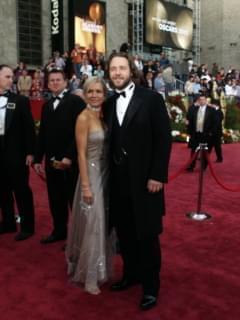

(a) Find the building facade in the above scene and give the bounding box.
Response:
[200,0,240,69]
[0,0,128,68]
[2,1,239,73]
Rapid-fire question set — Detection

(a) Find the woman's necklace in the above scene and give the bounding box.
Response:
[87,104,101,112]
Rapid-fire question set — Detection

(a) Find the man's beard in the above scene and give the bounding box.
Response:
[110,76,132,91]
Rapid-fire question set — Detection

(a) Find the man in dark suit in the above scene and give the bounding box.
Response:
[104,53,172,311]
[34,69,85,244]
[0,64,35,241]
[211,99,224,162]
[186,94,217,171]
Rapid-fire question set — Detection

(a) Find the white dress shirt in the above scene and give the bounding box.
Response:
[0,96,8,135]
[52,89,67,110]
[116,82,135,126]
[196,105,207,132]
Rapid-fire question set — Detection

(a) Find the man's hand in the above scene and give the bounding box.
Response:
[53,157,72,170]
[147,179,163,193]
[61,157,72,168]
[26,155,34,166]
[34,163,44,175]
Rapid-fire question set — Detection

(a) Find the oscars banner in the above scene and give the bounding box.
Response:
[51,0,64,53]
[72,0,106,54]
[145,0,193,51]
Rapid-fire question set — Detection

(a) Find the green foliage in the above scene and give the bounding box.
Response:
[170,119,187,133]
[167,95,187,113]
[224,98,240,130]
[223,129,240,143]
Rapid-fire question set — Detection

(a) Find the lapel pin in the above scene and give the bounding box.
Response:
[7,102,16,110]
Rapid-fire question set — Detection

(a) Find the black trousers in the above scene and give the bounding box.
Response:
[213,134,223,161]
[110,164,161,297]
[189,133,213,169]
[0,188,15,229]
[45,165,78,237]
[0,163,35,233]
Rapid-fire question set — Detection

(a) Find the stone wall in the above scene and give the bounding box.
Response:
[105,0,128,56]
[200,0,240,69]
[0,0,203,68]
[0,0,17,66]
[222,0,240,70]
[42,0,51,66]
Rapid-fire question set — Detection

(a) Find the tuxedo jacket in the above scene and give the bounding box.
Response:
[187,105,218,148]
[35,91,85,165]
[1,92,35,169]
[104,86,172,237]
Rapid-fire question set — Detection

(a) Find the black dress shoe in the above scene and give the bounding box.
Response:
[140,295,157,311]
[110,278,139,291]
[0,223,17,234]
[40,234,66,244]
[15,232,34,241]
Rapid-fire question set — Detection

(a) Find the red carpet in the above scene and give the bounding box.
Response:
[0,143,240,320]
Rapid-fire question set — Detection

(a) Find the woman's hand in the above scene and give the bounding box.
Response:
[82,188,94,205]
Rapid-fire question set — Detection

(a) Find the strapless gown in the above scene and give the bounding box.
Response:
[66,129,109,294]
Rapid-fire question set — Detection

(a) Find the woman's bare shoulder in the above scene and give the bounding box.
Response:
[76,108,90,124]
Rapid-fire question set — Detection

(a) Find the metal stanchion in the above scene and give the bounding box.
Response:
[186,143,211,221]
[15,215,21,224]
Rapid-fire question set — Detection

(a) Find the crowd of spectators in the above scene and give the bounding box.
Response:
[12,46,106,99]
[12,45,240,104]
[184,63,240,104]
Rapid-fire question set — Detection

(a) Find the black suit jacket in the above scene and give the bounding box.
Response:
[35,91,85,165]
[187,105,217,149]
[1,92,35,168]
[216,108,224,136]
[104,86,172,236]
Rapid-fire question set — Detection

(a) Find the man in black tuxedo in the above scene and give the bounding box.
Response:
[34,69,85,244]
[104,53,172,311]
[0,64,35,241]
[186,94,217,171]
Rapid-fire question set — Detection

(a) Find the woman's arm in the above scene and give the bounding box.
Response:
[75,112,93,205]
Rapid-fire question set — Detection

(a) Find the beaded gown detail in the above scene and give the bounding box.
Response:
[66,129,108,293]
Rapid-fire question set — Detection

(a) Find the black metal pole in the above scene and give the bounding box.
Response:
[186,143,211,221]
[196,146,204,213]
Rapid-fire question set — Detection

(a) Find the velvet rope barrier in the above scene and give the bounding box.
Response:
[169,151,198,182]
[186,143,211,221]
[31,167,46,182]
[205,152,240,192]
[37,173,46,182]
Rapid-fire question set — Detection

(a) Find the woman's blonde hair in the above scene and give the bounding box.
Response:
[83,76,108,97]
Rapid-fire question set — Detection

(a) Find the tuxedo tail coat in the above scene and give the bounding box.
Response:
[104,86,172,237]
[1,92,35,167]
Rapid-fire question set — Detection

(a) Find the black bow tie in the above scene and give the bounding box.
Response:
[0,91,9,97]
[52,96,62,102]
[114,91,126,99]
